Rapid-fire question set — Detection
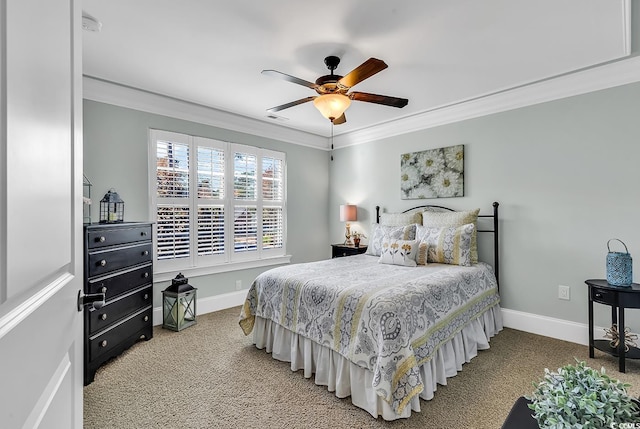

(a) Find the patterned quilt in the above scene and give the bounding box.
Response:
[239,254,500,414]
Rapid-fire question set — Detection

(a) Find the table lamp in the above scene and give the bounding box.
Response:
[340,204,357,245]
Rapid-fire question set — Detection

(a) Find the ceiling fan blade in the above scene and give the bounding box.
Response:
[262,70,318,89]
[349,92,408,108]
[266,96,316,112]
[332,113,346,125]
[338,58,388,88]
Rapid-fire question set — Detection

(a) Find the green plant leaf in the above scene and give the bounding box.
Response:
[529,360,639,428]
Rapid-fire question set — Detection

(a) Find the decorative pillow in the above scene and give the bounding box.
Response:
[378,239,419,267]
[416,223,474,266]
[416,242,429,266]
[379,211,422,227]
[422,209,480,264]
[365,224,416,257]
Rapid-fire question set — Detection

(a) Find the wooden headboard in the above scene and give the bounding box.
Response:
[375,202,500,287]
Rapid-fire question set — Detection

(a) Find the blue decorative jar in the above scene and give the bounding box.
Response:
[607,239,633,287]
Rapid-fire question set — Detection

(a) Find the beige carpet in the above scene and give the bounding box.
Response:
[84,307,640,429]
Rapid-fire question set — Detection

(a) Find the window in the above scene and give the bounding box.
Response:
[150,130,286,274]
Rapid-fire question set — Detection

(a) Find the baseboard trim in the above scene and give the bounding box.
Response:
[501,308,614,346]
[152,289,247,326]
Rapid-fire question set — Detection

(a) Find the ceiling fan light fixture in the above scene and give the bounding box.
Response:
[313,94,351,122]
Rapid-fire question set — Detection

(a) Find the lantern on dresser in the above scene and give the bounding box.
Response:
[99,189,125,223]
[162,273,197,331]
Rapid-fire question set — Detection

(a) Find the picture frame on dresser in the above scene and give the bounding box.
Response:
[83,222,154,385]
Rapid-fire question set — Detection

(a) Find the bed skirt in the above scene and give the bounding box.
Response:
[252,304,503,420]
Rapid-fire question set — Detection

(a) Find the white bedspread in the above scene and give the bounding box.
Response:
[239,254,501,416]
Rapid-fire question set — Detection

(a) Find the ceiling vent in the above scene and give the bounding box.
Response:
[82,11,102,32]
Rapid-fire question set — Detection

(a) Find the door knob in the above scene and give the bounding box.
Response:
[77,291,105,312]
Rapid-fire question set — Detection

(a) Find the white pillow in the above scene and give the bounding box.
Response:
[379,211,422,227]
[378,239,419,267]
[416,223,474,266]
[366,224,416,257]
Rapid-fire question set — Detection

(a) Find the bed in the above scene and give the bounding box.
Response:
[239,202,503,420]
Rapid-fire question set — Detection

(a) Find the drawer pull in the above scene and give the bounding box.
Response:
[100,340,108,347]
[595,293,603,299]
[144,293,149,300]
[101,286,107,294]
[141,231,147,236]
[144,315,149,322]
[99,260,107,267]
[98,236,106,243]
[100,313,107,321]
[142,250,149,256]
[143,272,149,278]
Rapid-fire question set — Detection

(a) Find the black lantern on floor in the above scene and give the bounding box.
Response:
[162,273,197,331]
[99,189,125,223]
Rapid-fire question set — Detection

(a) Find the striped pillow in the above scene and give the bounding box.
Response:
[416,223,474,266]
[422,209,480,264]
[416,242,429,266]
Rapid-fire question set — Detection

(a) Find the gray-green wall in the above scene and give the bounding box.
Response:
[83,100,329,308]
[84,81,640,332]
[330,81,640,330]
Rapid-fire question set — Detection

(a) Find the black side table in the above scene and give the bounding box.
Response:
[331,244,367,258]
[586,279,640,373]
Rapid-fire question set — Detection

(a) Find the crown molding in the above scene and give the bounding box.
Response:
[334,55,640,148]
[84,56,640,152]
[82,76,327,150]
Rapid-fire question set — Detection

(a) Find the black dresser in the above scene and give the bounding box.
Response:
[83,222,154,385]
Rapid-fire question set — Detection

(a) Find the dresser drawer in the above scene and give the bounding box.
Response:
[88,242,152,277]
[592,287,616,306]
[88,264,152,300]
[89,306,152,361]
[88,224,152,249]
[88,286,152,335]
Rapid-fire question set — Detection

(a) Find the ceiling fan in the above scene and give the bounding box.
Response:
[262,56,409,125]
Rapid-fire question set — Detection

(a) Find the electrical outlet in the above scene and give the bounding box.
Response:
[235,280,242,291]
[558,285,570,300]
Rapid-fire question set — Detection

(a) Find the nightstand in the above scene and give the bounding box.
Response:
[331,244,368,258]
[586,279,640,373]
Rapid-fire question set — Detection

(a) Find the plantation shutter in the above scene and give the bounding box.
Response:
[261,156,284,250]
[156,138,191,262]
[151,130,286,273]
[233,150,258,257]
[196,142,226,261]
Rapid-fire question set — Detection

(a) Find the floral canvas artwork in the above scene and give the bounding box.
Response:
[400,144,464,199]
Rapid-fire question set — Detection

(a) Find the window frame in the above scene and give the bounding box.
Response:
[149,129,289,280]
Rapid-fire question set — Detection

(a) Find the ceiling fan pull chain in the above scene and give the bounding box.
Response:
[330,123,334,161]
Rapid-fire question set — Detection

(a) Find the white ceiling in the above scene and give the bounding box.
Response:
[82,0,630,138]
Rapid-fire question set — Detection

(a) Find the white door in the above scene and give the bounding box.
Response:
[0,0,83,427]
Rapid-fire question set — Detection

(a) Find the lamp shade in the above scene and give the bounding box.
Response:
[340,204,357,222]
[313,94,351,121]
